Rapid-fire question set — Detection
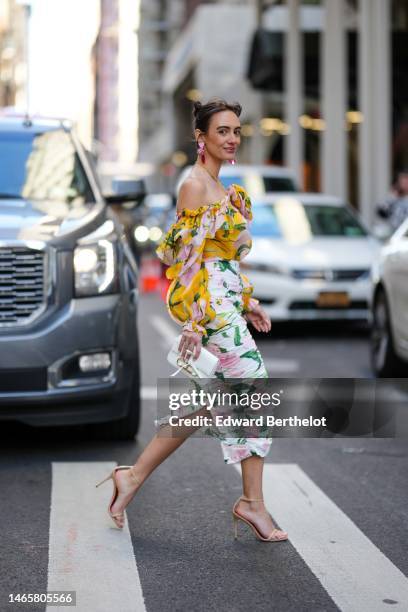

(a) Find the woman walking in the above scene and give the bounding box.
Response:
[96,98,288,543]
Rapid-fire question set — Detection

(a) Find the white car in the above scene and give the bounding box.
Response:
[370,218,408,376]
[176,164,299,196]
[241,194,381,321]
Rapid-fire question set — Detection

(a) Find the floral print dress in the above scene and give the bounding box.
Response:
[156,184,272,464]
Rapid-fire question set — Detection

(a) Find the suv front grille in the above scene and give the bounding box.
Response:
[0,247,46,327]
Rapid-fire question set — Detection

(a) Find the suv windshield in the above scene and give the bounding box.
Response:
[0,129,95,205]
[251,202,367,239]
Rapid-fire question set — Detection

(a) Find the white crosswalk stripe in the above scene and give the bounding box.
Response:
[45,460,408,611]
[141,386,157,400]
[46,462,146,612]
[234,463,408,611]
[264,358,299,373]
[150,315,176,347]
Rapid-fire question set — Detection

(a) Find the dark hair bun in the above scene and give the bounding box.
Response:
[231,102,242,117]
[192,101,203,118]
[192,98,242,134]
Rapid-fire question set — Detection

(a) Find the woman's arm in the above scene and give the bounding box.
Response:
[240,270,271,333]
[240,271,259,314]
[244,304,271,333]
[173,179,210,361]
[176,178,206,215]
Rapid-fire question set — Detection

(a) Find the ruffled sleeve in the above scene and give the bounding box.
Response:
[229,185,259,313]
[156,204,226,336]
[240,273,259,314]
[229,183,253,221]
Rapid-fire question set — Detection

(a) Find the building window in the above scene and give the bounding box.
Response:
[392,0,408,177]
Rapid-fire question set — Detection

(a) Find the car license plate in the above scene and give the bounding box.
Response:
[316,292,350,307]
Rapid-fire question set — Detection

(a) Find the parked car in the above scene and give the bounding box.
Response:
[241,194,381,321]
[0,114,144,439]
[176,164,299,196]
[370,218,408,376]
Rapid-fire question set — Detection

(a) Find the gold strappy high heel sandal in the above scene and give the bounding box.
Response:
[95,465,141,529]
[232,496,288,542]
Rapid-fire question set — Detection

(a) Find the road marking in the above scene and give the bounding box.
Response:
[264,358,299,373]
[234,463,408,611]
[151,315,177,346]
[386,386,408,402]
[141,385,157,400]
[47,462,146,612]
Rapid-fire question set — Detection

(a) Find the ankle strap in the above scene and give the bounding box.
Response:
[128,467,141,486]
[240,495,264,502]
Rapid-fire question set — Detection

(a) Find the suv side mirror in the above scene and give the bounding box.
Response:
[105,178,146,205]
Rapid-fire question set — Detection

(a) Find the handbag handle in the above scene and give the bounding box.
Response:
[170,356,200,378]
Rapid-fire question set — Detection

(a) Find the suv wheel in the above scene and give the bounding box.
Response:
[371,290,406,377]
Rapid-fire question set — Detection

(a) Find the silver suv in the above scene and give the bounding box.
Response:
[0,115,143,439]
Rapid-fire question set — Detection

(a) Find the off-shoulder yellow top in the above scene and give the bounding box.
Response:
[155,184,259,336]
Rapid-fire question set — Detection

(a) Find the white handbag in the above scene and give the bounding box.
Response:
[167,335,220,378]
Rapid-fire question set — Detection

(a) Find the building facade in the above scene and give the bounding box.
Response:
[137,0,408,225]
[94,0,139,166]
[252,0,407,225]
[0,0,27,109]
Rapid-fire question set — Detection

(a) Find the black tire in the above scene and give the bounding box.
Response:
[89,357,141,441]
[370,289,406,377]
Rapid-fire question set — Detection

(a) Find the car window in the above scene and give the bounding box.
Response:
[251,202,367,239]
[219,176,244,189]
[250,205,282,237]
[263,177,297,192]
[219,175,296,193]
[0,129,95,205]
[304,205,367,236]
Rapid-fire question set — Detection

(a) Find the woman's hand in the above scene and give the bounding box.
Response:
[178,329,202,361]
[244,304,271,333]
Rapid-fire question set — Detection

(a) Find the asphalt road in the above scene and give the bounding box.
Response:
[0,292,407,612]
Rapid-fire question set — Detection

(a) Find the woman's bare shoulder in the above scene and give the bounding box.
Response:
[177,177,207,214]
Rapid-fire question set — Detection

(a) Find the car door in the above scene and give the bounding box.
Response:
[389,224,408,351]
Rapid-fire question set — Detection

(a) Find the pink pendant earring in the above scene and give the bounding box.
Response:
[228,158,236,165]
[197,141,205,163]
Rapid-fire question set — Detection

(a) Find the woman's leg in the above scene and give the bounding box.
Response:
[109,406,209,520]
[206,314,273,466]
[204,260,273,466]
[202,263,283,538]
[235,455,287,539]
[241,454,264,499]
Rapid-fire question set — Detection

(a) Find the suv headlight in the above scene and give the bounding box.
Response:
[74,239,117,296]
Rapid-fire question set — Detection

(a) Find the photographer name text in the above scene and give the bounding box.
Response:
[168,415,327,428]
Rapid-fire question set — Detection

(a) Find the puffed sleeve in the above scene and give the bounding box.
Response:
[156,204,223,337]
[228,184,259,314]
[240,273,259,314]
[229,183,253,221]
